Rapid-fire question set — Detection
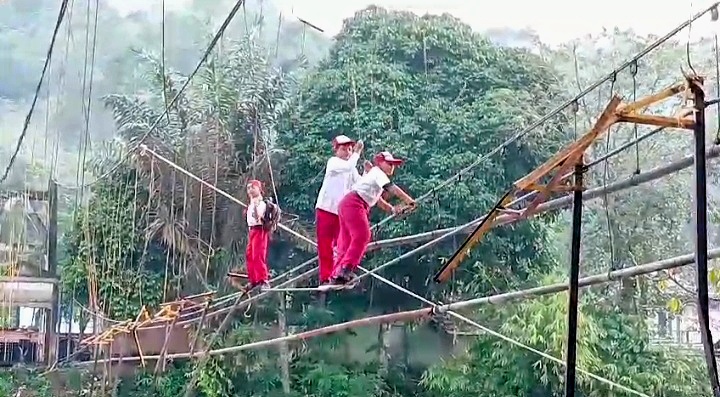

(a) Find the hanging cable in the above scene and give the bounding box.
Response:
[571,100,579,139]
[604,77,617,272]
[0,0,70,184]
[78,0,99,193]
[714,33,720,144]
[61,0,248,190]
[629,61,641,174]
[161,0,170,124]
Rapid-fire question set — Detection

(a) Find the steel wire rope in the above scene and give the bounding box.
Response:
[602,77,618,275]
[73,139,720,390]
[49,0,78,366]
[0,0,70,185]
[55,0,248,190]
[50,0,76,178]
[175,157,659,397]
[186,231,650,397]
[74,0,103,391]
[80,134,720,339]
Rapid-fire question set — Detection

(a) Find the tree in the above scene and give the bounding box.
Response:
[60,159,166,319]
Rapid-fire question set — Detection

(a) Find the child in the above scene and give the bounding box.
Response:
[245,179,270,290]
[315,135,365,285]
[331,151,416,285]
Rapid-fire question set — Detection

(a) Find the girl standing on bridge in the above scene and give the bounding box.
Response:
[245,179,270,290]
[331,151,417,286]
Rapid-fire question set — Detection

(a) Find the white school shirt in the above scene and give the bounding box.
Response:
[247,199,267,227]
[315,152,361,215]
[352,166,391,207]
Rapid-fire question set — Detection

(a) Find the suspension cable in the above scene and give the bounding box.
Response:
[630,60,641,174]
[0,0,70,184]
[57,0,248,190]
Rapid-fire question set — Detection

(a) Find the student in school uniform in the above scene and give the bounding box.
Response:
[245,179,270,290]
[315,135,365,285]
[331,151,416,285]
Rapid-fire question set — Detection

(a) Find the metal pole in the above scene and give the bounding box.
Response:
[690,76,720,397]
[564,162,584,397]
[44,179,59,366]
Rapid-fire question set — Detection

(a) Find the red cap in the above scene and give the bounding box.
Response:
[247,179,263,191]
[332,135,355,148]
[373,151,404,166]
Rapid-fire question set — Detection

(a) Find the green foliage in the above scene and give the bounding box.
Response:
[60,166,165,319]
[0,369,53,397]
[423,288,709,397]
[97,36,307,292]
[116,363,190,397]
[293,359,381,397]
[60,33,306,318]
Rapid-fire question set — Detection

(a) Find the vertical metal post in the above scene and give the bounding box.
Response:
[690,76,720,397]
[564,162,584,397]
[44,179,59,366]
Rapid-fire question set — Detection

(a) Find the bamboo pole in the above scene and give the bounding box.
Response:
[81,309,431,363]
[82,246,719,364]
[444,248,720,312]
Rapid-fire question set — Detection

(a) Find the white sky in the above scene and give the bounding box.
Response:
[115,0,720,44]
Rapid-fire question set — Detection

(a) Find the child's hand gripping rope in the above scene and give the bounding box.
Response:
[392,201,417,220]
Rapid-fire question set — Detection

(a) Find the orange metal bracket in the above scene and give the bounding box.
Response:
[434,78,700,283]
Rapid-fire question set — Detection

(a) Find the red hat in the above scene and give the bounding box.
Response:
[373,151,404,166]
[332,134,355,148]
[247,179,263,191]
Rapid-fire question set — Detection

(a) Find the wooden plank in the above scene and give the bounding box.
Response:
[434,202,505,283]
[514,96,621,191]
[616,83,687,114]
[617,113,694,129]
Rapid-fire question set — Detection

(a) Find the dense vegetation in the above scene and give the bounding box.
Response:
[2,0,720,396]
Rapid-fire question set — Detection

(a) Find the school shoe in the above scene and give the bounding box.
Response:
[332,267,357,286]
[247,281,270,293]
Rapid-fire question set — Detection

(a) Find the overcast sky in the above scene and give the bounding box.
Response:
[113,0,720,44]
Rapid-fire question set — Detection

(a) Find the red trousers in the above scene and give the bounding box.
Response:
[246,226,269,284]
[333,192,371,277]
[316,209,340,283]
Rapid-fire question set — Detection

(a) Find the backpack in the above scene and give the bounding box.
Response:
[262,197,281,232]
